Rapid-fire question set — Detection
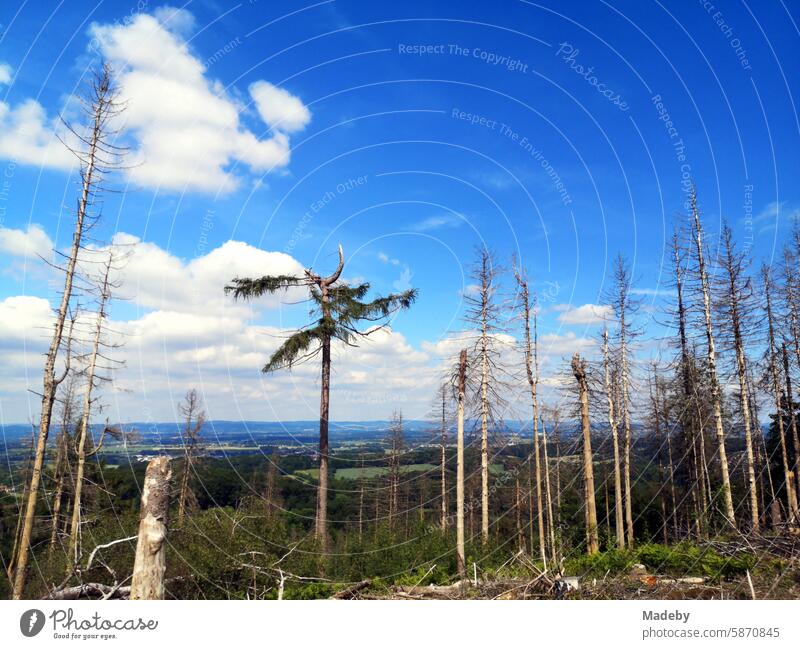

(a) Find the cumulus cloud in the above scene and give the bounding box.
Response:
[0,63,12,85]
[0,295,52,343]
[0,9,310,193]
[556,303,612,325]
[89,10,310,192]
[250,81,311,133]
[0,224,54,259]
[99,233,306,315]
[0,99,75,170]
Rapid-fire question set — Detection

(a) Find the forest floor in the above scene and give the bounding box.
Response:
[343,537,800,600]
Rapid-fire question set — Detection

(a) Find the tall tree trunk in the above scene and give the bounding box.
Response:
[48,425,71,555]
[603,329,625,548]
[480,327,489,546]
[66,255,112,573]
[572,354,598,555]
[456,349,467,578]
[690,192,736,527]
[541,414,557,565]
[316,299,331,554]
[720,226,759,531]
[673,235,704,537]
[515,272,546,565]
[131,457,172,600]
[783,344,800,510]
[12,67,118,599]
[440,385,448,531]
[764,266,798,524]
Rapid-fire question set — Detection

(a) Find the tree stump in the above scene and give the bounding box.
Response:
[131,457,172,600]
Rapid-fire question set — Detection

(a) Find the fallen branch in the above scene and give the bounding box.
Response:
[46,583,131,600]
[331,579,371,600]
[85,535,137,572]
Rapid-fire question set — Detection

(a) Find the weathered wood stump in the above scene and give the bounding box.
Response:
[131,456,172,600]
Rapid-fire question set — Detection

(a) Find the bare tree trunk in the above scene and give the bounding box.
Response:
[553,414,562,533]
[720,226,759,531]
[783,343,800,516]
[515,271,546,565]
[12,66,122,599]
[540,414,557,565]
[130,457,172,600]
[480,327,489,546]
[48,428,70,555]
[763,264,799,525]
[690,191,736,527]
[572,354,599,555]
[603,329,625,548]
[440,384,448,531]
[673,235,704,537]
[66,257,113,572]
[456,349,467,578]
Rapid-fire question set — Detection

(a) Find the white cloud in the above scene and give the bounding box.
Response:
[753,200,800,225]
[250,81,311,133]
[101,233,306,315]
[0,224,53,259]
[556,303,612,325]
[88,11,311,193]
[153,5,196,35]
[0,63,12,85]
[0,99,75,170]
[0,10,310,193]
[0,295,52,342]
[411,214,464,232]
[378,251,400,266]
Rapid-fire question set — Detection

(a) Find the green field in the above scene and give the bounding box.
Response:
[295,463,438,481]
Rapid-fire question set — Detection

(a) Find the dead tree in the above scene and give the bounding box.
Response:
[464,248,506,545]
[386,411,404,528]
[49,372,79,554]
[572,353,599,555]
[540,411,557,565]
[130,457,172,600]
[66,252,119,572]
[607,254,638,547]
[514,267,546,565]
[688,189,736,527]
[177,389,205,523]
[11,65,125,599]
[438,383,449,531]
[671,232,706,536]
[783,344,800,497]
[602,327,625,548]
[762,265,799,524]
[716,224,759,531]
[455,349,467,578]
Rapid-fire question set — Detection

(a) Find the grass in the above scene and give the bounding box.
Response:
[295,464,438,481]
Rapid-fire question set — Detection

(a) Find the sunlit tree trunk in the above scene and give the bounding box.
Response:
[514,270,546,565]
[719,225,759,531]
[603,328,625,548]
[763,265,797,523]
[572,353,598,555]
[456,349,467,578]
[689,191,736,527]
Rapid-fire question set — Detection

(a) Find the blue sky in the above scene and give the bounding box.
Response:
[0,1,798,423]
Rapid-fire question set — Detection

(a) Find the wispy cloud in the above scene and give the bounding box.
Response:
[752,201,800,226]
[410,213,464,232]
[556,303,613,325]
[378,251,400,266]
